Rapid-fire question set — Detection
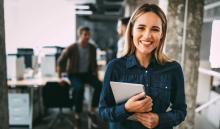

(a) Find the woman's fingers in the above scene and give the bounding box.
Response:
[138,96,153,112]
[125,93,153,113]
[135,113,159,129]
[125,92,145,112]
[130,92,145,101]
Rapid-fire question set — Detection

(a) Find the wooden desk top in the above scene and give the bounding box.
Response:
[8,71,104,87]
[7,77,61,87]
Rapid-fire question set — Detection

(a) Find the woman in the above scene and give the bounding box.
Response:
[99,3,187,129]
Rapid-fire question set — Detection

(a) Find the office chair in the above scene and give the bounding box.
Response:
[42,81,74,129]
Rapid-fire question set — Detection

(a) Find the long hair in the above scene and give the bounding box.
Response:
[124,3,171,64]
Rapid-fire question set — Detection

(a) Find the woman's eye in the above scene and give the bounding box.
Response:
[152,27,161,32]
[137,27,144,30]
[152,28,160,32]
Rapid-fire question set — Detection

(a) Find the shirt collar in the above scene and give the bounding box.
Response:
[126,54,137,69]
[126,54,157,69]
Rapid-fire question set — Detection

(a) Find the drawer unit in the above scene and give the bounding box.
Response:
[8,93,30,125]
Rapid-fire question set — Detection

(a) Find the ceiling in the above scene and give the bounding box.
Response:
[75,0,125,20]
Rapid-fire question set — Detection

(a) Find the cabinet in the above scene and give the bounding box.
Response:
[7,76,61,129]
[8,93,30,125]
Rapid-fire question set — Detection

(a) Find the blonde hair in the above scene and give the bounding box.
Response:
[123,3,171,64]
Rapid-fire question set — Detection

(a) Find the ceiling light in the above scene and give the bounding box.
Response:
[75,5,90,10]
[75,10,93,15]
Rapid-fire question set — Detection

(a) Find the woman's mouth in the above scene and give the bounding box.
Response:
[140,40,152,47]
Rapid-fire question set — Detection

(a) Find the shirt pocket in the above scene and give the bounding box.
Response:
[150,80,171,111]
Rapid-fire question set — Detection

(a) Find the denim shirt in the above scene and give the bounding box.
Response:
[99,54,187,129]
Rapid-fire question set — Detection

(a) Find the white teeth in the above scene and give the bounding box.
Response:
[140,40,151,45]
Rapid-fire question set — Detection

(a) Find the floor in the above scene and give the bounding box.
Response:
[10,108,108,129]
[10,110,218,129]
[195,113,217,129]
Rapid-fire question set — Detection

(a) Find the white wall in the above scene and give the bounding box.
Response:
[4,0,76,54]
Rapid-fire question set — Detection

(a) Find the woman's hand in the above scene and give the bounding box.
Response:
[134,112,159,129]
[125,92,153,113]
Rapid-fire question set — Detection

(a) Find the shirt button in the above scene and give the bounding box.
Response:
[165,86,168,89]
[145,70,148,73]
[146,84,149,87]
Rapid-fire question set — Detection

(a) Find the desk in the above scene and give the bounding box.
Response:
[8,77,61,129]
[7,73,103,129]
[197,67,216,104]
[8,77,61,86]
[197,67,220,103]
[199,67,220,78]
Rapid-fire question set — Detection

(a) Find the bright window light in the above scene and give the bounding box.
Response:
[209,20,220,68]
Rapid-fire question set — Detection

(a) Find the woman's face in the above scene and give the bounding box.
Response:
[132,12,162,56]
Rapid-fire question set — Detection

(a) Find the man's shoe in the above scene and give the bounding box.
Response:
[88,112,99,129]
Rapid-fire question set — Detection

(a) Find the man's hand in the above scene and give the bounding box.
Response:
[56,66,62,78]
[125,92,153,113]
[59,79,67,86]
[134,112,159,129]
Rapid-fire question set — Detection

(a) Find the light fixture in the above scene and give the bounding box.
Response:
[75,10,93,15]
[75,5,90,10]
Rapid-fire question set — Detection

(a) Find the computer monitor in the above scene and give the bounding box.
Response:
[41,55,56,77]
[17,48,34,68]
[7,54,25,80]
[42,46,64,61]
[41,46,64,68]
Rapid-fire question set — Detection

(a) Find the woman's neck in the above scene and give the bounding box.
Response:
[135,52,152,68]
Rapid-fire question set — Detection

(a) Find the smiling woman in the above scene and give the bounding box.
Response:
[99,3,187,129]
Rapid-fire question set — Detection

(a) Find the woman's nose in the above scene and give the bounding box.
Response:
[142,30,151,39]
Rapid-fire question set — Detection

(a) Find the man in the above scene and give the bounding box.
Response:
[116,17,130,58]
[57,26,102,129]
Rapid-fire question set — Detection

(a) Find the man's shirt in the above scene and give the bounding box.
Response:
[78,43,90,73]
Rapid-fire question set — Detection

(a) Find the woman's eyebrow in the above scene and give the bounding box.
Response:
[137,24,146,27]
[137,24,161,28]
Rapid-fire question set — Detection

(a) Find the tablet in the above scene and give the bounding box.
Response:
[110,81,145,103]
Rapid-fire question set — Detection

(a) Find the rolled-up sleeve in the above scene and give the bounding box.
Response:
[157,63,187,128]
[99,61,132,122]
